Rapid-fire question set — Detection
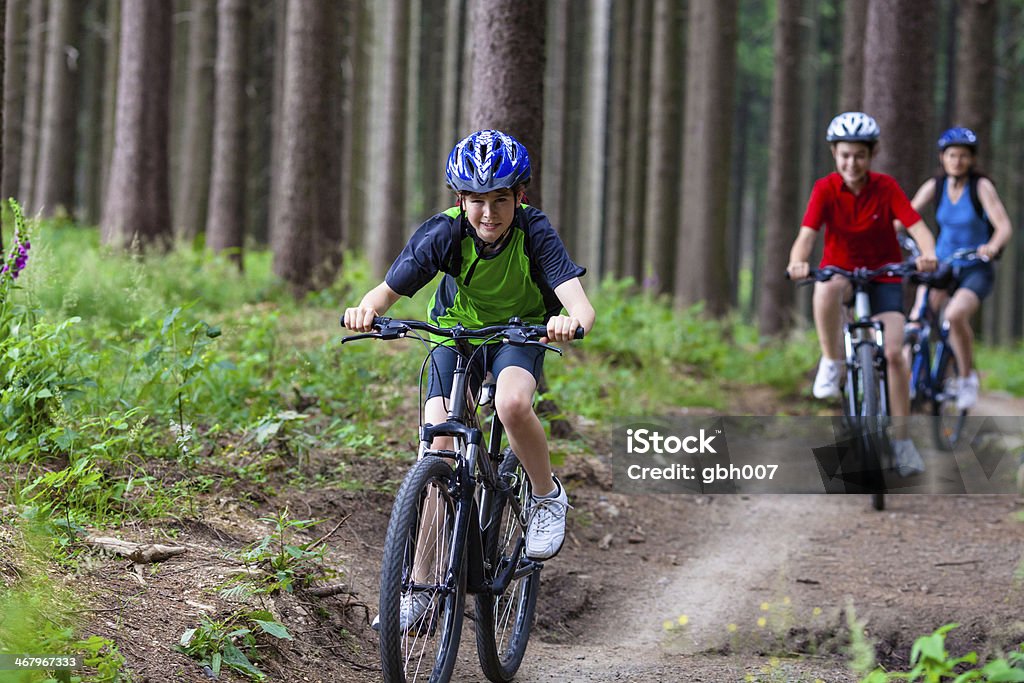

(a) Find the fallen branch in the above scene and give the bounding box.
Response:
[306,583,350,598]
[83,536,186,564]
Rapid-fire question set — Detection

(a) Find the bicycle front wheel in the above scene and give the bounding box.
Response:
[854,343,886,511]
[379,455,465,683]
[474,449,540,682]
[932,348,966,451]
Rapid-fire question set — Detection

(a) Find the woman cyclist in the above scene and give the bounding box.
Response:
[787,112,937,476]
[904,127,1013,410]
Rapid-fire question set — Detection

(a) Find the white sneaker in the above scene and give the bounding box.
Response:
[525,478,571,560]
[892,438,925,477]
[813,358,844,399]
[371,592,432,633]
[956,371,979,411]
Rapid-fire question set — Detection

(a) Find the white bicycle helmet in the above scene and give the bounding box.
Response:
[826,112,880,143]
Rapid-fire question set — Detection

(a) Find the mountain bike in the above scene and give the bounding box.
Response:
[904,248,986,451]
[793,261,917,511]
[342,316,582,683]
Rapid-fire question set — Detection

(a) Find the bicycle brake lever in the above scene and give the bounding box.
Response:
[529,340,563,356]
[341,332,380,344]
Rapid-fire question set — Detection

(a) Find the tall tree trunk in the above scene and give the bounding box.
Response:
[541,0,568,231]
[624,0,654,284]
[941,0,958,129]
[675,0,738,314]
[2,0,24,206]
[602,0,630,279]
[838,0,867,111]
[574,0,610,280]
[415,0,444,216]
[77,0,107,224]
[174,0,216,240]
[99,0,118,209]
[244,0,273,245]
[341,0,369,250]
[271,0,341,292]
[863,1,937,191]
[367,0,409,276]
[758,0,802,336]
[953,0,996,167]
[642,0,680,294]
[34,0,81,217]
[206,0,248,263]
[267,0,286,251]
[467,0,545,208]
[17,0,44,211]
[435,0,464,211]
[100,0,172,250]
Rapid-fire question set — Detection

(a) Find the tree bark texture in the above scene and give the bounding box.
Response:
[953,0,996,167]
[34,0,80,217]
[540,0,568,232]
[601,0,630,279]
[206,0,248,262]
[77,0,108,224]
[839,0,867,111]
[642,0,681,294]
[174,0,216,240]
[99,0,118,209]
[758,0,803,336]
[367,0,409,277]
[675,0,738,315]
[100,0,172,250]
[271,0,341,293]
[17,0,43,211]
[863,0,937,191]
[467,0,545,208]
[3,0,23,206]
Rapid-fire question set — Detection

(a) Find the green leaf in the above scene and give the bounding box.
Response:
[253,619,292,640]
[211,652,221,676]
[179,628,196,647]
[221,642,263,680]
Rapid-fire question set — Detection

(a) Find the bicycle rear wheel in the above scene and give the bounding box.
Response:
[474,449,540,682]
[932,347,967,451]
[854,343,887,511]
[379,455,465,683]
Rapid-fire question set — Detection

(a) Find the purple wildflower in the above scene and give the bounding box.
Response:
[3,239,30,279]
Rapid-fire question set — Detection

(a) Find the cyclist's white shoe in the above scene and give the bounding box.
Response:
[812,358,844,399]
[525,478,571,560]
[892,438,925,477]
[370,592,433,633]
[956,371,979,411]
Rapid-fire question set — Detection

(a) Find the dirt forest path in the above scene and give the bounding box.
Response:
[434,391,1024,683]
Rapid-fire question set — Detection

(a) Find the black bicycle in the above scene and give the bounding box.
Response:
[342,316,581,683]
[793,261,917,511]
[904,248,986,451]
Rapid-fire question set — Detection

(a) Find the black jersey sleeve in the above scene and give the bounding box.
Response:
[521,206,587,290]
[384,213,461,297]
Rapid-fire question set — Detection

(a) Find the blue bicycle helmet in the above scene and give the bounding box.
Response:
[938,127,977,151]
[445,129,531,193]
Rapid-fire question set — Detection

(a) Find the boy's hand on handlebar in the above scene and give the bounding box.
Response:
[343,305,379,332]
[786,261,810,280]
[914,252,938,273]
[544,315,582,343]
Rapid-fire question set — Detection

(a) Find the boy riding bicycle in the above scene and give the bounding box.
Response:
[344,130,595,574]
[787,112,937,475]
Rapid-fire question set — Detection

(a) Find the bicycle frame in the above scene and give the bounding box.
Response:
[844,287,890,423]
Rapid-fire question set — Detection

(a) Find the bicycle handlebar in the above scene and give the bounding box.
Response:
[908,248,988,286]
[785,260,918,286]
[340,316,585,350]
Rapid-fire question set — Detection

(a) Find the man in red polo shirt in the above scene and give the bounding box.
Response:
[787,112,937,475]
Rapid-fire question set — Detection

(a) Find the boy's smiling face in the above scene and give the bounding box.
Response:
[462,187,521,243]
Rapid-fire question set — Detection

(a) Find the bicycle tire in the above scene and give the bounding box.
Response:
[855,343,886,511]
[932,348,966,451]
[474,449,540,682]
[379,455,466,683]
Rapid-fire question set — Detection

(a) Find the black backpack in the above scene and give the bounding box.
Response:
[932,171,995,238]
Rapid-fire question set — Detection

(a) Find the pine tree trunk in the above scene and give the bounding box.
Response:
[99,0,118,208]
[17,0,44,211]
[34,0,81,217]
[206,0,248,263]
[758,0,802,336]
[675,0,738,314]
[2,0,24,206]
[467,0,545,208]
[642,0,680,294]
[341,0,370,250]
[863,1,937,190]
[540,0,568,231]
[100,0,172,250]
[174,0,216,240]
[77,0,108,224]
[838,0,867,111]
[954,0,996,167]
[625,0,654,285]
[601,0,631,279]
[271,0,341,293]
[367,0,409,277]
[244,0,274,245]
